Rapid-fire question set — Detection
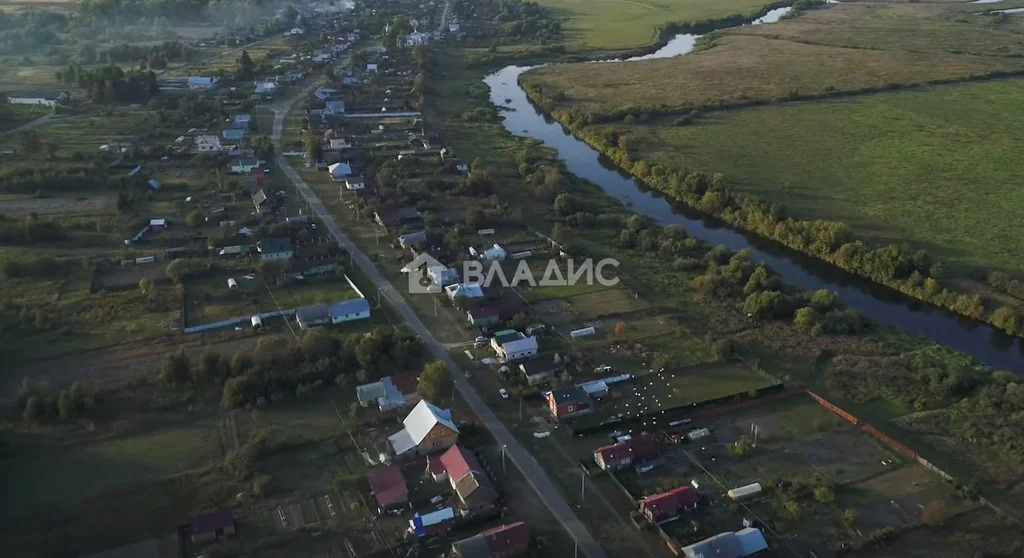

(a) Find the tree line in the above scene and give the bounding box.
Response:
[56,63,159,104]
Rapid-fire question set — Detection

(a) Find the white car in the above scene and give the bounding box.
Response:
[499,388,509,400]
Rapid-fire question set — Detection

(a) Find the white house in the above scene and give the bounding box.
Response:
[187,77,216,90]
[254,82,277,96]
[404,32,430,46]
[7,90,69,107]
[388,400,459,457]
[325,100,346,115]
[366,63,379,73]
[195,134,222,152]
[448,23,461,33]
[491,330,538,362]
[344,175,366,191]
[329,137,353,150]
[328,161,353,180]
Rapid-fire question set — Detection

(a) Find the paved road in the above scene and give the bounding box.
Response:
[269,99,608,558]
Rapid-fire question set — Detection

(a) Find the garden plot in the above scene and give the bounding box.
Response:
[566,287,649,318]
[0,194,113,217]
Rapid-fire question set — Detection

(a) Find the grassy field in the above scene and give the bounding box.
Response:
[607,78,1024,274]
[535,0,772,49]
[523,33,1024,115]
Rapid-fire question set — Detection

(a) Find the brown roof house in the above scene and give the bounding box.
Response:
[189,509,236,544]
[593,433,658,471]
[368,465,409,513]
[452,521,530,558]
[518,352,564,386]
[426,444,498,516]
[639,486,700,523]
[388,400,459,457]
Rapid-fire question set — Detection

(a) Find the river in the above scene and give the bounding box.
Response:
[482,7,1024,374]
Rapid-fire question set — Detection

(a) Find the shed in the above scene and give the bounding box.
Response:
[727,483,762,500]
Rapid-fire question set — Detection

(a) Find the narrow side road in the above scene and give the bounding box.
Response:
[269,99,608,558]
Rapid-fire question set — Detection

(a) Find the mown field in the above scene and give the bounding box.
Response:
[600,78,1024,274]
[534,0,771,49]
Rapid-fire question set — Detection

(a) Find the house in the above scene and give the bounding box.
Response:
[451,522,529,558]
[429,266,459,287]
[233,113,252,128]
[490,330,538,362]
[388,400,459,457]
[449,23,461,33]
[254,82,277,96]
[314,87,340,100]
[546,386,592,420]
[329,137,353,150]
[328,298,371,323]
[366,63,379,72]
[398,230,428,250]
[404,32,430,46]
[454,470,498,515]
[223,128,246,141]
[445,283,485,302]
[189,509,236,544]
[149,218,167,229]
[427,444,478,483]
[426,444,496,514]
[230,157,262,173]
[296,305,330,328]
[187,76,216,90]
[593,433,657,471]
[639,486,700,523]
[681,527,768,558]
[409,507,455,538]
[518,353,564,386]
[195,134,222,152]
[358,373,421,411]
[374,207,422,228]
[251,189,271,214]
[325,100,346,115]
[368,465,409,513]
[467,306,501,329]
[7,90,69,106]
[328,161,353,180]
[579,379,610,399]
[344,175,366,191]
[257,237,293,261]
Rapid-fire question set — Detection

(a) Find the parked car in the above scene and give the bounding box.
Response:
[474,336,488,348]
[499,388,509,400]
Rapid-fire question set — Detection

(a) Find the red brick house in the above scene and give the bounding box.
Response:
[593,434,657,471]
[639,486,699,523]
[546,386,592,419]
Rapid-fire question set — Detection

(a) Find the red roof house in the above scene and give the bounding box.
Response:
[546,386,592,420]
[368,465,409,512]
[639,486,699,523]
[427,443,482,483]
[593,434,657,471]
[452,521,530,558]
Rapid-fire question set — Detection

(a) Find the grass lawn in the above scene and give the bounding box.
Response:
[663,361,775,403]
[614,78,1024,274]
[0,111,168,156]
[0,422,220,520]
[536,0,773,49]
[259,275,360,312]
[523,32,1024,115]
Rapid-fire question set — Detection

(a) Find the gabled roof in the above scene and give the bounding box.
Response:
[445,283,484,299]
[252,189,269,206]
[501,336,537,355]
[368,465,408,509]
[258,237,292,254]
[594,434,657,463]
[453,522,529,558]
[468,306,500,320]
[403,400,458,445]
[640,486,699,518]
[328,297,370,317]
[453,470,497,507]
[548,385,589,404]
[438,444,482,483]
[520,353,563,375]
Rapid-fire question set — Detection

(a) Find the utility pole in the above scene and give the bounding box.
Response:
[502,444,507,475]
[580,469,586,503]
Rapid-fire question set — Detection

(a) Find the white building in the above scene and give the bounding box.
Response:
[404,32,430,46]
[195,134,222,152]
[328,161,353,180]
[7,90,69,107]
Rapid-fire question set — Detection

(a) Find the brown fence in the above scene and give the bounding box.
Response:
[804,389,1023,527]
